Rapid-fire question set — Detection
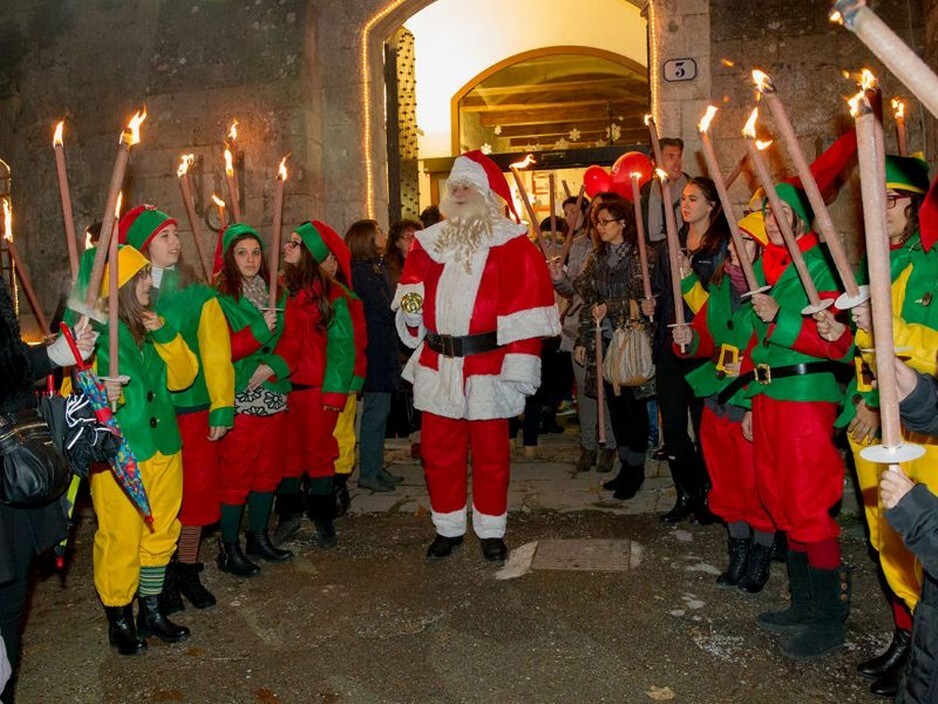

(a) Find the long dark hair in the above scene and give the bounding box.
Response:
[587,191,620,248]
[896,190,924,246]
[284,241,335,331]
[214,234,271,301]
[594,198,637,253]
[118,267,152,347]
[345,219,381,261]
[684,177,729,256]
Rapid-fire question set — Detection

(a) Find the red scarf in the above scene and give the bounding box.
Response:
[761,232,819,285]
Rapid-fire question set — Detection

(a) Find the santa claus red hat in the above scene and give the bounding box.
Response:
[448,150,519,220]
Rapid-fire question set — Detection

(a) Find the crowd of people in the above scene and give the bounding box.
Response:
[0,130,936,703]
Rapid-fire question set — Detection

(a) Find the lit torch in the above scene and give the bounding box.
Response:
[508,154,542,248]
[52,120,80,278]
[211,193,227,230]
[657,167,688,350]
[3,199,51,335]
[268,157,288,309]
[176,153,211,281]
[629,171,653,308]
[108,192,123,386]
[892,97,908,156]
[223,144,242,223]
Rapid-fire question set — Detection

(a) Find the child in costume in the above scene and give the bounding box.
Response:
[214,224,293,577]
[275,220,356,549]
[117,205,234,613]
[92,245,197,654]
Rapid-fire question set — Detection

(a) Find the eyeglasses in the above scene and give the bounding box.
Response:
[886,194,911,210]
[284,240,301,249]
[596,218,620,227]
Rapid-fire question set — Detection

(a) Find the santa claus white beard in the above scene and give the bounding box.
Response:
[435,192,497,271]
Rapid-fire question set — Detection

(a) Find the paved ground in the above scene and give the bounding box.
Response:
[13,423,886,704]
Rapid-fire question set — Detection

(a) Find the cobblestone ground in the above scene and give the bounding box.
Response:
[14,422,884,703]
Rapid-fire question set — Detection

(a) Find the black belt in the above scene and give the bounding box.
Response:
[717,361,842,404]
[425,330,500,358]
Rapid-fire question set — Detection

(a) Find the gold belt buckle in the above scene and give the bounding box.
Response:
[756,363,772,384]
[716,343,740,377]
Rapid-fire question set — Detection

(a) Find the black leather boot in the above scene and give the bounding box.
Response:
[158,557,185,615]
[334,474,351,518]
[105,604,147,655]
[245,530,294,562]
[612,464,645,500]
[426,534,463,560]
[717,537,750,588]
[307,492,338,549]
[738,542,773,594]
[661,490,694,523]
[782,565,851,660]
[175,562,217,609]
[757,550,812,633]
[217,539,261,577]
[272,491,305,544]
[859,627,912,678]
[480,538,508,563]
[137,594,190,643]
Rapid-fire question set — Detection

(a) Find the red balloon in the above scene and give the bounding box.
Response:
[583,165,612,198]
[610,151,655,201]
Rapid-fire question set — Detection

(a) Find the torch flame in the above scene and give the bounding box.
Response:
[655,168,668,183]
[53,121,64,147]
[114,191,123,219]
[2,199,11,242]
[848,90,868,118]
[830,9,843,24]
[510,154,536,169]
[224,147,234,177]
[698,105,718,134]
[124,107,147,146]
[755,139,773,151]
[742,108,759,139]
[228,119,238,142]
[278,156,288,180]
[860,68,877,92]
[752,69,775,94]
[211,193,226,208]
[177,153,195,178]
[84,229,93,250]
[643,113,654,127]
[892,97,905,120]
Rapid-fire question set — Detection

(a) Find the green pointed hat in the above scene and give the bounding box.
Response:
[885,155,930,194]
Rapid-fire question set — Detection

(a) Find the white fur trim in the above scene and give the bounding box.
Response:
[432,506,467,538]
[500,353,540,391]
[395,311,425,349]
[472,505,507,539]
[391,282,424,311]
[497,305,561,346]
[448,156,488,192]
[434,249,486,335]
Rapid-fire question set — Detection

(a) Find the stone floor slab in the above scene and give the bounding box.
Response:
[531,538,642,571]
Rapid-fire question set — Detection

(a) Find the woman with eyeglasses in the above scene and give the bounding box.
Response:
[274,221,356,550]
[831,155,938,697]
[214,224,293,577]
[572,197,654,500]
[386,219,422,292]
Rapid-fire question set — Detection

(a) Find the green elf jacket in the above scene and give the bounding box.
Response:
[217,289,290,395]
[745,235,854,403]
[95,318,199,462]
[153,269,235,428]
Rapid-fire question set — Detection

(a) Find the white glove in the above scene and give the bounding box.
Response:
[402,310,423,328]
[46,333,76,367]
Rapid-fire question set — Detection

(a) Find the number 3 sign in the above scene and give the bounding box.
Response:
[663,59,697,82]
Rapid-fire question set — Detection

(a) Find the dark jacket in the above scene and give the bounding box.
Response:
[351,257,401,393]
[899,371,938,437]
[0,278,68,585]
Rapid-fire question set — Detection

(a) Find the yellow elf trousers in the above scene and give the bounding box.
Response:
[333,393,358,477]
[90,450,183,606]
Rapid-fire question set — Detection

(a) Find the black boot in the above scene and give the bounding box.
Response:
[105,604,147,655]
[858,627,911,679]
[272,491,305,544]
[771,531,787,562]
[217,539,261,577]
[661,490,694,524]
[136,594,190,643]
[869,648,909,698]
[245,530,294,562]
[158,557,185,615]
[717,537,750,588]
[334,474,351,518]
[782,565,851,660]
[612,464,645,500]
[307,492,337,549]
[426,534,463,560]
[175,562,217,609]
[480,538,508,563]
[757,550,812,633]
[737,542,773,594]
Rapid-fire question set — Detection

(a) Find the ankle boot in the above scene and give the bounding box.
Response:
[105,604,147,655]
[738,542,773,594]
[575,447,596,473]
[612,464,645,500]
[334,474,351,518]
[158,557,185,615]
[307,492,338,549]
[717,537,750,588]
[217,539,261,577]
[782,565,851,661]
[757,550,812,633]
[136,594,190,643]
[596,448,616,473]
[175,562,216,609]
[661,490,694,524]
[245,530,294,562]
[272,491,305,544]
[858,627,911,678]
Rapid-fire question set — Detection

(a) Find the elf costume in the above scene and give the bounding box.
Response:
[118,204,234,613]
[90,245,197,654]
[214,224,293,577]
[275,220,356,549]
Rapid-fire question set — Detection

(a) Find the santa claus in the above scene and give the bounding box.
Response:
[392,150,560,563]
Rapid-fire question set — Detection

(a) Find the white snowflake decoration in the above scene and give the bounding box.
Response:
[605,124,622,141]
[480,143,493,155]
[494,125,502,135]
[568,128,581,142]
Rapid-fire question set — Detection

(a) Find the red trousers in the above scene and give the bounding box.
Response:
[218,412,286,505]
[284,388,339,479]
[422,413,510,539]
[752,396,844,543]
[177,410,221,526]
[700,406,774,532]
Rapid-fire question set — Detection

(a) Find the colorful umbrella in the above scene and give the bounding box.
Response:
[59,322,153,525]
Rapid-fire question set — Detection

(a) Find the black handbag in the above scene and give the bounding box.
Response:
[0,406,72,506]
